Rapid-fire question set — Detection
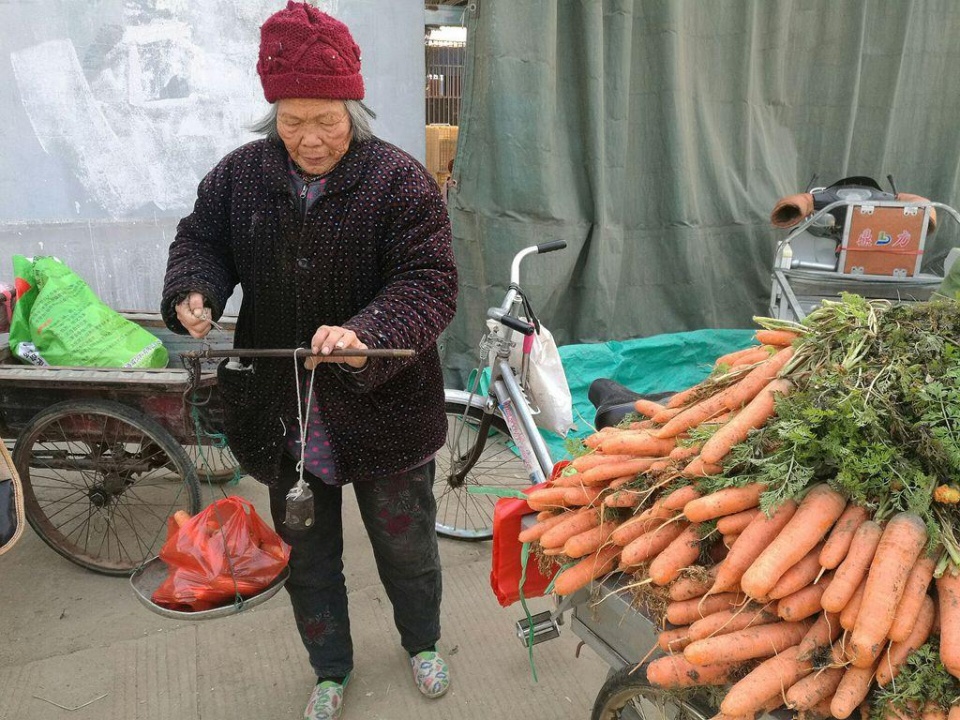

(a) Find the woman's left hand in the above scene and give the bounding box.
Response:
[305,325,368,370]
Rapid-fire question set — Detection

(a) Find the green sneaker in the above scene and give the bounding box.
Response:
[303,674,350,720]
[409,650,450,699]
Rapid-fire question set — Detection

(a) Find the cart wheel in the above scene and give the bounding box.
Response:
[591,665,713,720]
[182,443,242,485]
[434,395,532,541]
[14,400,200,576]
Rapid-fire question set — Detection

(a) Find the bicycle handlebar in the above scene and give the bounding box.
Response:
[536,240,567,254]
[488,308,536,336]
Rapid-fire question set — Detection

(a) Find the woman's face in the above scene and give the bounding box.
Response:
[276,98,352,176]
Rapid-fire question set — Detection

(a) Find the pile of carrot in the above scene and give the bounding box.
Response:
[519,325,960,720]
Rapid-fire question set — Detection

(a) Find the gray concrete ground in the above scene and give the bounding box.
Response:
[0,478,609,720]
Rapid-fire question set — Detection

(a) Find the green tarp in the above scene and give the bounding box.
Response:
[443,0,960,385]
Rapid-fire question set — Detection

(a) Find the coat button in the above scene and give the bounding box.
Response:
[297,258,311,269]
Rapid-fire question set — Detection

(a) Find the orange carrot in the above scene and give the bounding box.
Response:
[680,456,723,478]
[621,520,688,566]
[723,533,740,549]
[660,484,702,511]
[716,508,761,536]
[725,347,776,369]
[712,500,798,593]
[652,348,793,438]
[666,592,747,626]
[699,379,792,464]
[875,594,935,686]
[536,510,556,521]
[539,508,599,548]
[687,605,779,641]
[569,452,636,473]
[575,457,660,486]
[819,504,869,570]
[649,524,703,585]
[796,611,842,662]
[518,511,571,544]
[646,654,741,688]
[684,483,766,523]
[526,486,572,511]
[657,626,692,653]
[563,520,619,559]
[769,543,826,599]
[668,444,702,462]
[552,544,621,596]
[777,574,833,622]
[603,489,641,508]
[849,512,927,668]
[598,433,677,458]
[888,553,937,642]
[173,510,192,528]
[740,484,847,600]
[668,566,719,601]
[563,485,608,506]
[785,666,845,711]
[839,581,866,631]
[720,645,813,716]
[831,660,881,719]
[665,385,706,410]
[937,568,960,679]
[610,506,674,546]
[684,620,811,665]
[922,703,949,720]
[714,345,765,368]
[821,520,883,613]
[633,397,666,418]
[655,391,738,439]
[755,329,799,346]
[950,705,960,720]
[607,474,638,491]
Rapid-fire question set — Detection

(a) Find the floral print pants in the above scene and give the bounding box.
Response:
[268,457,442,679]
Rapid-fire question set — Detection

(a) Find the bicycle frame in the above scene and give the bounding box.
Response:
[448,241,566,487]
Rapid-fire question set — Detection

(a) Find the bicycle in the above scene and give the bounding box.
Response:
[433,240,566,540]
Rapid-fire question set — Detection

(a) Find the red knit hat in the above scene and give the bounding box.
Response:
[257,1,364,102]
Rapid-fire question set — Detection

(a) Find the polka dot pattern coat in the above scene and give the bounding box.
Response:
[161,136,458,486]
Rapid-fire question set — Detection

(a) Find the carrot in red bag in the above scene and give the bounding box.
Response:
[152,496,290,612]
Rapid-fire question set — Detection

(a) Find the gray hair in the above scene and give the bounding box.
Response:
[251,100,376,143]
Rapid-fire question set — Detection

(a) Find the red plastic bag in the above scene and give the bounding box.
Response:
[152,496,291,612]
[490,461,571,607]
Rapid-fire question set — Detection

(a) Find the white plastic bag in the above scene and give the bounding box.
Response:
[488,319,576,437]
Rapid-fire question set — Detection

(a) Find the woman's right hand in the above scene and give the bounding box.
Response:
[176,291,213,339]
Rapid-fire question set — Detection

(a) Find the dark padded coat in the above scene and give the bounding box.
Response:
[161,135,457,485]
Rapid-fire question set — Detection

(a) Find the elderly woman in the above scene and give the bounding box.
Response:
[160,3,457,719]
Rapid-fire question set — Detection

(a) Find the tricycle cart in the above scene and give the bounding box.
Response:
[0,313,237,575]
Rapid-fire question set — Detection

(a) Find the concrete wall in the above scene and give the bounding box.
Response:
[0,0,426,312]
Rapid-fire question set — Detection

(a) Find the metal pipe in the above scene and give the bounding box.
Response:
[496,360,552,477]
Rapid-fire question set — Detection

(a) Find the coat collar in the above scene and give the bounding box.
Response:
[261,136,371,199]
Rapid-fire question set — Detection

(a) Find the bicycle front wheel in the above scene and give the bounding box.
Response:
[434,396,534,540]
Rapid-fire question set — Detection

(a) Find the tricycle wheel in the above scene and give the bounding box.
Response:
[591,665,712,720]
[14,399,200,576]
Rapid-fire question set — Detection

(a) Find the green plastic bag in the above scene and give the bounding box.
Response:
[9,255,168,368]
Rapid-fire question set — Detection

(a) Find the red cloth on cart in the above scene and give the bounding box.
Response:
[490,461,570,607]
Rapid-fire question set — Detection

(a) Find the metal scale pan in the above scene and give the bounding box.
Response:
[130,556,290,621]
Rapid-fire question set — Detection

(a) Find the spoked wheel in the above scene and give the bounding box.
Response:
[592,666,713,720]
[182,443,242,485]
[14,400,200,575]
[434,395,534,540]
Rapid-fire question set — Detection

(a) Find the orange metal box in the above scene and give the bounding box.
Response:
[838,203,931,278]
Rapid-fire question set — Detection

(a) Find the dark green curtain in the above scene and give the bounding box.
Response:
[442,0,960,383]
